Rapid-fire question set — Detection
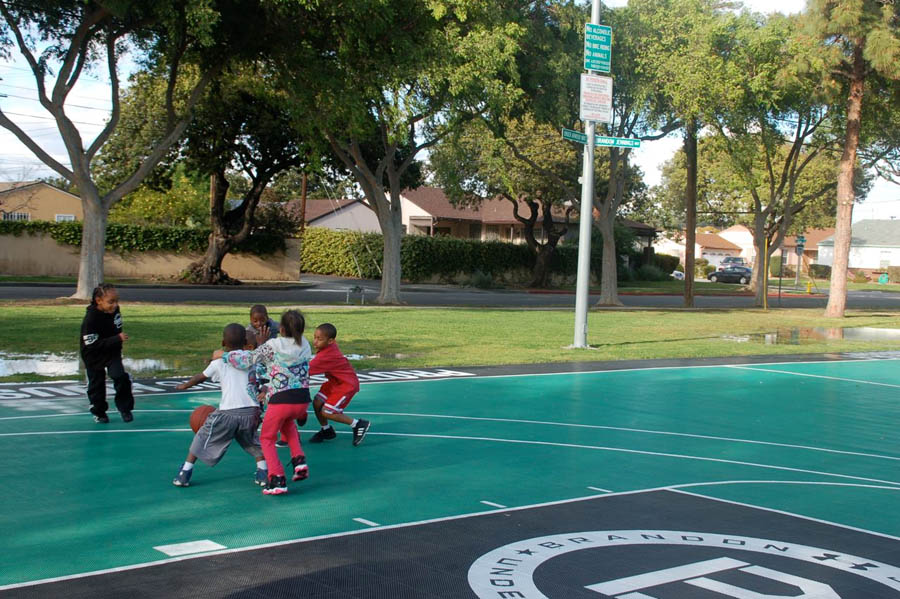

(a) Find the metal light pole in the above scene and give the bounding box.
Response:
[572,0,602,348]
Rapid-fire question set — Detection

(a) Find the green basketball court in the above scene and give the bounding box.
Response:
[1,356,898,597]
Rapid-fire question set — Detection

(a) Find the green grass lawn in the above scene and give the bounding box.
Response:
[1,302,898,382]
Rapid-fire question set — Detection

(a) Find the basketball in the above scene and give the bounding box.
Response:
[190,405,216,433]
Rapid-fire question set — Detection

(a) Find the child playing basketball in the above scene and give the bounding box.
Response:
[79,283,134,423]
[247,304,278,343]
[218,310,312,496]
[308,323,370,446]
[172,323,267,488]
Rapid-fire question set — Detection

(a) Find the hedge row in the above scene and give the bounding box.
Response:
[0,220,285,255]
[300,227,540,281]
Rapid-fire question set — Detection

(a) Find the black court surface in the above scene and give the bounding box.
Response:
[1,355,898,598]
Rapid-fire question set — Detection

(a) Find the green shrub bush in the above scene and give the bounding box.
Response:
[653,253,680,273]
[852,270,868,283]
[634,264,669,281]
[808,264,831,279]
[694,258,709,278]
[0,220,285,255]
[888,266,900,283]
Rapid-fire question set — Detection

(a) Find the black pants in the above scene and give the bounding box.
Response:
[86,357,134,416]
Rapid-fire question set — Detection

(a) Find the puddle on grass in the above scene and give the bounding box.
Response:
[0,352,174,377]
[723,327,900,345]
[346,353,410,361]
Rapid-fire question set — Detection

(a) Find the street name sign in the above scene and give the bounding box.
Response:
[579,73,612,123]
[562,128,641,149]
[584,23,611,73]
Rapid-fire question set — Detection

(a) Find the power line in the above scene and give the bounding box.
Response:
[0,92,113,111]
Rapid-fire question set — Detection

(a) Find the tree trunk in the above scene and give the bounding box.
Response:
[596,217,622,306]
[377,203,404,304]
[74,193,107,300]
[825,46,864,318]
[190,235,235,285]
[185,171,237,284]
[530,246,555,288]
[683,119,698,308]
[752,215,768,307]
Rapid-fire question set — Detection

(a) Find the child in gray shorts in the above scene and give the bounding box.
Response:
[172,323,267,488]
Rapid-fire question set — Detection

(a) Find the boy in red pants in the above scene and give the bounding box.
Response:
[308,323,370,446]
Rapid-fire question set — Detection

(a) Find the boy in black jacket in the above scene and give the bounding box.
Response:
[80,283,134,423]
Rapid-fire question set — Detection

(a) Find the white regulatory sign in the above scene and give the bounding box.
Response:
[579,73,612,123]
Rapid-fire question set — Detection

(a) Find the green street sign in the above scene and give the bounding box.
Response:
[562,128,588,144]
[562,128,641,149]
[584,23,611,73]
[595,135,641,148]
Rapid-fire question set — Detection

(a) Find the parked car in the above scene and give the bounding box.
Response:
[718,256,747,270]
[670,270,685,281]
[708,266,752,284]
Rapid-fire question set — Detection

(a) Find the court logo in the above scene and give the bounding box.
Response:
[467,530,900,598]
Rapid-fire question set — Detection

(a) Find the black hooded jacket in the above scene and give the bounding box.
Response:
[80,305,124,369]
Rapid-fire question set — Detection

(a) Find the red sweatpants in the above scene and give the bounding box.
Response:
[260,402,308,477]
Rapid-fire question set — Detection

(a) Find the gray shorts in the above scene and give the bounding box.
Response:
[190,406,263,466]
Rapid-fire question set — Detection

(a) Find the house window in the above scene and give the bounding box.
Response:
[2,212,30,221]
[55,214,76,222]
[880,251,891,270]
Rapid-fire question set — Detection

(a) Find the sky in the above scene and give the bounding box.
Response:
[0,0,897,223]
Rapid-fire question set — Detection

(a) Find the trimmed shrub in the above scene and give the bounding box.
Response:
[852,270,868,283]
[809,264,831,279]
[634,264,669,281]
[0,219,285,255]
[694,258,709,278]
[653,253,680,273]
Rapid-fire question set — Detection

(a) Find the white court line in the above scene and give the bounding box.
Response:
[4,479,898,592]
[480,501,507,508]
[588,486,613,493]
[5,355,895,399]
[727,365,900,389]
[352,518,380,527]
[667,479,900,493]
[349,411,900,462]
[669,487,900,542]
[153,540,226,557]
[3,408,897,463]
[367,431,900,488]
[1,427,897,486]
[0,428,189,437]
[0,409,193,421]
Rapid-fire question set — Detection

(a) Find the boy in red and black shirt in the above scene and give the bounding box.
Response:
[308,323,370,446]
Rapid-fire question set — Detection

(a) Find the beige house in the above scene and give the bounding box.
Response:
[778,228,835,273]
[0,181,82,222]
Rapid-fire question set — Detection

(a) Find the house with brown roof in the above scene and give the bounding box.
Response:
[777,228,834,273]
[0,181,82,222]
[654,231,742,269]
[298,186,658,248]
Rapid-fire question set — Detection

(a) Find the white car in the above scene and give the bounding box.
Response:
[670,270,685,280]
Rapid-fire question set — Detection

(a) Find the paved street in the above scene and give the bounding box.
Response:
[2,275,899,309]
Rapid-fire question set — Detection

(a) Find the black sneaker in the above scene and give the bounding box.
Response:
[309,426,337,444]
[351,419,370,446]
[275,439,288,448]
[121,411,133,423]
[93,414,109,424]
[262,475,288,495]
[291,455,309,481]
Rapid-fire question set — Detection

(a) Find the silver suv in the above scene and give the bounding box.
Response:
[718,256,747,270]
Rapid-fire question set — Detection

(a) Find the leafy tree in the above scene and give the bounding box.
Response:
[632,0,732,306]
[108,165,208,227]
[282,0,524,304]
[0,0,280,298]
[430,115,579,288]
[798,0,900,317]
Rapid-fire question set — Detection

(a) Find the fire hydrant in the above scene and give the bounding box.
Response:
[806,281,813,294]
